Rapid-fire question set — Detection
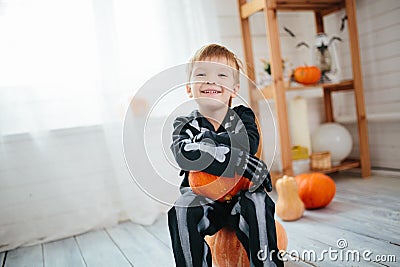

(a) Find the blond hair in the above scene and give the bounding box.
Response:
[187,44,243,84]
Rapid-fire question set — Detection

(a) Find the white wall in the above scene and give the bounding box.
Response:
[331,0,400,169]
[215,0,400,170]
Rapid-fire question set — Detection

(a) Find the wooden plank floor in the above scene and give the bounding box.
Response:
[1,173,399,267]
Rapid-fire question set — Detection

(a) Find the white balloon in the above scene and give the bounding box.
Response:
[311,123,353,166]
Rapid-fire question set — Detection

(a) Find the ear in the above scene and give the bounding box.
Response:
[231,83,239,98]
[186,84,193,98]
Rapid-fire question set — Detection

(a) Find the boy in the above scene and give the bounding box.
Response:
[168,44,283,267]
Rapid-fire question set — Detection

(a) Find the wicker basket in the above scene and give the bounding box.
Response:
[310,151,331,170]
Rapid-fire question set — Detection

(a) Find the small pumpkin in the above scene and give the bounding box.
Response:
[294,65,321,85]
[189,171,251,202]
[295,172,336,209]
[275,175,305,221]
[205,221,288,267]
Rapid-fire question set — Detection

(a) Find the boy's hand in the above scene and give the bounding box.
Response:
[193,131,213,142]
[193,131,272,192]
[193,131,206,142]
[236,151,272,192]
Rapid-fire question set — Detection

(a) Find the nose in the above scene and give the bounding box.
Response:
[206,81,216,85]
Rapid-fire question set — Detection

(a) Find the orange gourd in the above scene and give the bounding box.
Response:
[205,227,248,267]
[275,221,288,252]
[295,172,336,209]
[275,175,305,221]
[294,66,321,85]
[205,221,288,267]
[189,171,251,202]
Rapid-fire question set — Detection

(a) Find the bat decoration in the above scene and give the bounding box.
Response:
[296,42,310,49]
[340,15,348,32]
[284,27,296,38]
[329,36,342,46]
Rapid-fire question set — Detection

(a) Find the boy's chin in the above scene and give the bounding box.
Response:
[195,97,229,110]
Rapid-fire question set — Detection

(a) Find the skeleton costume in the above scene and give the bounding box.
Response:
[168,105,283,267]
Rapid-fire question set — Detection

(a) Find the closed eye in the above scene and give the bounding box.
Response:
[196,73,206,77]
[218,73,228,77]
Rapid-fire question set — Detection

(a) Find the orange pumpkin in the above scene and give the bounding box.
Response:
[295,172,336,209]
[206,227,248,267]
[275,221,288,251]
[205,221,288,267]
[294,66,321,85]
[189,171,251,202]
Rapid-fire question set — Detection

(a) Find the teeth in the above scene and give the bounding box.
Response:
[202,90,220,94]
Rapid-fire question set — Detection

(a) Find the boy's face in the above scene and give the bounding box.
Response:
[186,57,239,110]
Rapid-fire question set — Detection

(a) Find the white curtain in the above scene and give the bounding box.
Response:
[0,0,221,251]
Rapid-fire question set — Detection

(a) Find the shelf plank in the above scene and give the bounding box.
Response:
[313,159,361,174]
[239,0,345,16]
[258,80,354,100]
[287,80,354,92]
[240,0,264,19]
[270,160,361,183]
[322,80,354,91]
[276,0,345,11]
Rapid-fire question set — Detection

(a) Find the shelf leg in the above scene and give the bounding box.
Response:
[323,88,334,122]
[314,11,324,33]
[346,0,371,177]
[238,0,258,115]
[264,0,293,176]
[238,0,267,159]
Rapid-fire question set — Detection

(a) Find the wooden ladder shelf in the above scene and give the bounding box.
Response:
[237,0,371,177]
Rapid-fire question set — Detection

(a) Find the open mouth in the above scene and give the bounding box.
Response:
[200,89,221,95]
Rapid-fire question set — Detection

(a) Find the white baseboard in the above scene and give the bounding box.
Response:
[371,167,400,178]
[342,167,400,178]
